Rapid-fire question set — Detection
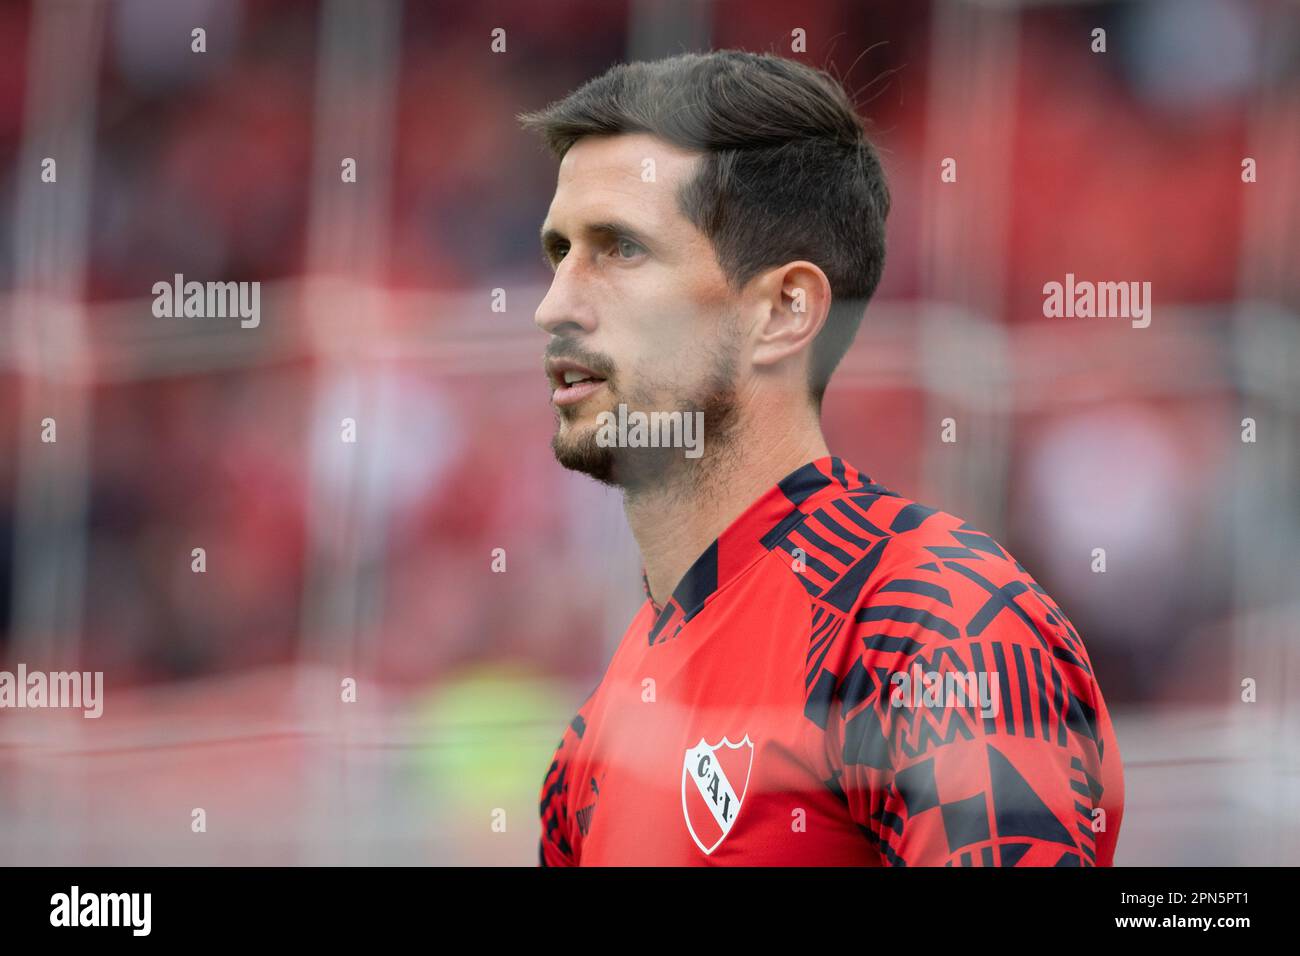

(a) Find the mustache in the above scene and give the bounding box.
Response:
[544,339,616,381]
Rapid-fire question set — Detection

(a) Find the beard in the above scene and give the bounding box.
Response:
[550,328,743,496]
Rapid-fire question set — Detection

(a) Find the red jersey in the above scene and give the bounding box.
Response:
[538,456,1124,866]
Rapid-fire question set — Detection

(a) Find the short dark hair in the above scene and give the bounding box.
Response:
[518,49,890,410]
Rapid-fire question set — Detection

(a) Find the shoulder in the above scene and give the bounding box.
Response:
[768,480,1041,620]
[767,483,1092,714]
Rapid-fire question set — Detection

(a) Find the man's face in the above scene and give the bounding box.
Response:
[535,133,744,490]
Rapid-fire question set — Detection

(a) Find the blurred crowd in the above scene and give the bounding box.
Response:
[0,0,1295,710]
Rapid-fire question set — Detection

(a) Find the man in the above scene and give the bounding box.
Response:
[521,50,1123,866]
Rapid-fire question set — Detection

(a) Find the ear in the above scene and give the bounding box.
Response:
[748,261,832,370]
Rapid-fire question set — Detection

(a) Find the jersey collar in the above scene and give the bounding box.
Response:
[640,455,880,644]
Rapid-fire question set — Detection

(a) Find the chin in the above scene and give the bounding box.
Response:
[552,425,691,493]
[551,425,617,486]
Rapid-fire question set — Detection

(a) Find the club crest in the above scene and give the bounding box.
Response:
[681,734,754,855]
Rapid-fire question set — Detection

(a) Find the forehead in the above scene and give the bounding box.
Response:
[545,132,701,234]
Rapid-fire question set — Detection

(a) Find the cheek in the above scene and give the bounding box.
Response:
[637,276,725,347]
[621,347,714,405]
[619,263,734,389]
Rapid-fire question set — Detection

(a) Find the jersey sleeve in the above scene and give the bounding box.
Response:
[538,726,578,867]
[815,545,1121,867]
[539,686,602,867]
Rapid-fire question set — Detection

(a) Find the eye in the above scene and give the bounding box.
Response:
[614,237,644,259]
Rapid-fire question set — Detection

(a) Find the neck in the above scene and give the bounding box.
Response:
[625,419,830,608]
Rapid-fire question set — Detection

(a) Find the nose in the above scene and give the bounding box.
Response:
[534,258,597,338]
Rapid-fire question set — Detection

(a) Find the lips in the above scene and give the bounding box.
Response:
[552,378,606,406]
[547,357,608,406]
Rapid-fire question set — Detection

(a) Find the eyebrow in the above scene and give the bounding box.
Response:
[539,219,654,266]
